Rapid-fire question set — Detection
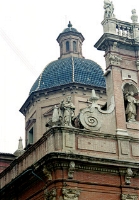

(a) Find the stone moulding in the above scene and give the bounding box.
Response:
[121,194,138,200]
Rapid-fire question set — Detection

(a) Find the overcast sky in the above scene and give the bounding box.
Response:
[0,0,138,153]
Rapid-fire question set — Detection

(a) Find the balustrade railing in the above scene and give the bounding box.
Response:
[102,18,139,39]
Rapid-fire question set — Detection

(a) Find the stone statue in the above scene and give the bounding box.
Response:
[59,96,75,126]
[125,91,138,122]
[104,0,115,19]
[46,96,75,128]
[131,9,138,23]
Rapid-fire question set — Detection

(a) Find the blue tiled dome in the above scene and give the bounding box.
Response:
[29,57,106,94]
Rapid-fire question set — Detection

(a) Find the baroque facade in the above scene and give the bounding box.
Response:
[0,1,139,199]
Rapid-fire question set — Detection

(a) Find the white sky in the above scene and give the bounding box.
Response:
[0,0,138,153]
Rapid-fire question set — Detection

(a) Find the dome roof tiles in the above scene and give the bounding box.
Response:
[29,57,106,95]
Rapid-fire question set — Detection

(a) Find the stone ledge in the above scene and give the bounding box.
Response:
[126,122,139,130]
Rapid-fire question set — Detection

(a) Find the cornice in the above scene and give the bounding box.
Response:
[20,83,106,115]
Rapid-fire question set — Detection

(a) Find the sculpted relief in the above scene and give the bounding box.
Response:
[123,83,139,123]
[47,90,115,132]
[46,96,75,127]
[124,91,138,122]
[104,0,115,19]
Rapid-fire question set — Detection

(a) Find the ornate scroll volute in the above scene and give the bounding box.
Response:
[45,189,56,200]
[43,165,52,181]
[125,168,133,185]
[62,188,81,200]
[79,90,101,131]
[68,161,75,179]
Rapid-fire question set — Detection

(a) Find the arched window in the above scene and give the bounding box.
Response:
[73,41,77,52]
[66,41,69,52]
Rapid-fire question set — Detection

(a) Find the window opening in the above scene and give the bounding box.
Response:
[66,41,69,52]
[28,127,33,144]
[73,41,77,52]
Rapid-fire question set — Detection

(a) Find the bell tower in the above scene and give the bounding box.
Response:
[95,2,139,137]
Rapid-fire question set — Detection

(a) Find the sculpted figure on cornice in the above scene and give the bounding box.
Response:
[59,96,75,126]
[47,90,115,132]
[104,0,115,19]
[47,96,75,128]
[131,9,138,23]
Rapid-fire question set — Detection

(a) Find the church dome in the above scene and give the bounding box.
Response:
[29,57,106,94]
[29,22,106,95]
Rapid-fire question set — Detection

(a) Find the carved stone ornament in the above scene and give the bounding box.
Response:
[42,165,52,180]
[46,96,75,128]
[79,90,101,131]
[79,90,115,131]
[124,91,139,122]
[68,161,75,179]
[131,9,138,23]
[80,107,101,131]
[112,41,117,50]
[121,193,138,200]
[62,188,81,200]
[45,189,56,200]
[104,0,115,19]
[109,53,122,65]
[125,168,133,185]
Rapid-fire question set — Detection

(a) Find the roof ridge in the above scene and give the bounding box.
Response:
[71,56,75,82]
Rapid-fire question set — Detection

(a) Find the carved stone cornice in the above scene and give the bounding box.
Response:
[62,188,80,200]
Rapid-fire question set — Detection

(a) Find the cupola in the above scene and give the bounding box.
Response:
[57,21,85,59]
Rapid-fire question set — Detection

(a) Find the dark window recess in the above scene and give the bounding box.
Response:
[128,75,131,78]
[73,41,77,52]
[66,41,69,52]
[28,127,33,144]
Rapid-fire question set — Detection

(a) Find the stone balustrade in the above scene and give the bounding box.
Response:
[102,18,139,39]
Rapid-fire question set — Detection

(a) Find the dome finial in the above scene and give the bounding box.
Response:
[68,21,72,28]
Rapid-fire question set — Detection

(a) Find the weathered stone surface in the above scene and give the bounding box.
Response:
[78,137,116,154]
